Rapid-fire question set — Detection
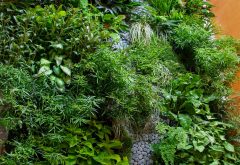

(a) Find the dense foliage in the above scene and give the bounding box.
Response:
[0,0,240,164]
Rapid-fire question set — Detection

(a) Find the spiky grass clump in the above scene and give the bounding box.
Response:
[130,22,154,45]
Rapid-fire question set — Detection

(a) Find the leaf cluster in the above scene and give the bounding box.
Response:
[153,116,240,165]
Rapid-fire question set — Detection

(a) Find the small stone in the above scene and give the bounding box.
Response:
[146,148,151,152]
[142,152,147,156]
[131,155,136,160]
[143,135,148,141]
[139,159,145,164]
[138,154,143,160]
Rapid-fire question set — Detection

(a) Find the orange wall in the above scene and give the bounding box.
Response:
[211,0,240,112]
[211,0,240,38]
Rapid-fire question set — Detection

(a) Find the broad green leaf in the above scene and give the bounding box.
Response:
[110,33,120,42]
[208,135,215,144]
[93,152,121,164]
[98,140,122,150]
[55,56,63,66]
[63,76,71,85]
[219,135,226,141]
[80,0,88,8]
[193,140,205,152]
[223,142,235,152]
[82,141,93,150]
[209,160,220,165]
[225,153,237,161]
[103,14,114,21]
[195,145,205,152]
[64,155,77,165]
[40,58,51,66]
[79,147,95,157]
[58,87,65,93]
[56,78,65,88]
[116,15,126,21]
[51,43,63,49]
[178,114,192,129]
[58,11,67,17]
[50,75,57,84]
[210,145,224,152]
[116,157,129,165]
[37,66,52,76]
[60,65,71,76]
[69,135,79,148]
[222,160,235,165]
[53,66,61,75]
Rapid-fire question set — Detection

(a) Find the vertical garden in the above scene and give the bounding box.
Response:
[0,0,240,164]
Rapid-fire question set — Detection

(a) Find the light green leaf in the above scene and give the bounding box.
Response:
[50,75,57,84]
[93,152,121,164]
[82,141,93,150]
[178,114,192,129]
[116,157,129,165]
[79,147,95,157]
[98,140,122,150]
[37,66,52,76]
[110,33,120,42]
[208,135,215,144]
[64,155,77,165]
[103,14,114,21]
[55,56,63,66]
[210,145,224,152]
[63,76,71,85]
[196,145,205,152]
[40,58,51,66]
[51,43,63,49]
[60,65,71,76]
[224,142,235,152]
[219,135,226,141]
[80,0,88,8]
[193,140,205,152]
[56,78,65,88]
[53,66,61,75]
[225,153,237,161]
[58,11,67,17]
[209,160,220,165]
[69,135,79,148]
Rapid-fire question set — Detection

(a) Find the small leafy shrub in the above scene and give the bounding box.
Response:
[170,22,212,70]
[143,1,184,37]
[153,72,240,165]
[213,36,240,56]
[0,4,125,91]
[93,0,136,14]
[147,0,183,16]
[195,46,239,78]
[162,73,215,115]
[185,0,214,18]
[153,116,240,165]
[0,64,128,164]
[171,22,211,50]
[79,42,175,123]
